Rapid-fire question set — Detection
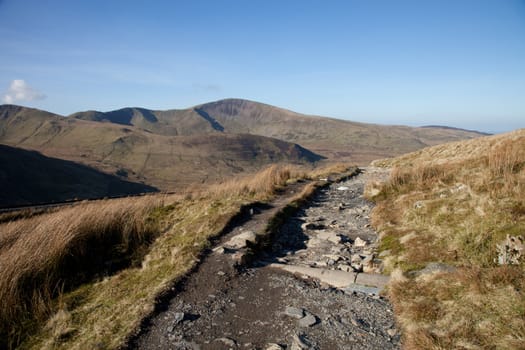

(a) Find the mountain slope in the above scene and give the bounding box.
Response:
[195,99,487,161]
[0,144,157,207]
[71,98,487,163]
[0,105,322,190]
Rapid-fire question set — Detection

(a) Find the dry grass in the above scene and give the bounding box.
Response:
[0,196,161,349]
[0,163,353,349]
[205,164,306,199]
[367,129,525,349]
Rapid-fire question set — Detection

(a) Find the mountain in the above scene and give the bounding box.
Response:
[0,144,157,207]
[0,99,487,195]
[0,104,322,191]
[72,98,487,163]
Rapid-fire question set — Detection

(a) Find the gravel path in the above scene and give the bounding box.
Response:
[131,168,399,350]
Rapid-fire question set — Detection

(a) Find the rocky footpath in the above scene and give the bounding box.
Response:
[130,168,399,350]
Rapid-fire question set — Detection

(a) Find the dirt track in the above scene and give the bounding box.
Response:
[130,168,399,350]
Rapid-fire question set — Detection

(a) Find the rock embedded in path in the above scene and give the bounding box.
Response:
[291,333,313,350]
[387,328,397,337]
[173,312,185,325]
[270,263,357,288]
[225,230,257,249]
[265,343,284,350]
[354,273,390,289]
[317,230,342,244]
[212,246,226,254]
[285,306,305,319]
[298,313,318,327]
[354,237,368,247]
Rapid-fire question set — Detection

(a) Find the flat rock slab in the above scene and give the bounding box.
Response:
[271,263,390,290]
[355,273,390,289]
[270,263,357,288]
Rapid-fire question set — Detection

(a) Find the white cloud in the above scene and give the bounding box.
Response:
[2,79,46,104]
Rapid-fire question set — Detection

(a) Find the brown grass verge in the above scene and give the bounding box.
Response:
[367,129,525,349]
[0,196,161,349]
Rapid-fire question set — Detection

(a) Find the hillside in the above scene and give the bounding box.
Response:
[367,129,525,349]
[0,144,157,207]
[72,98,487,163]
[0,105,323,191]
[0,100,488,199]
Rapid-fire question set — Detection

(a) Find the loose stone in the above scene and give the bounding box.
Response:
[298,313,318,327]
[285,306,305,319]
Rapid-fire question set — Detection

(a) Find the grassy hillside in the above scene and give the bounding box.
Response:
[0,164,350,349]
[0,105,322,191]
[72,98,486,164]
[367,129,525,349]
[0,144,156,207]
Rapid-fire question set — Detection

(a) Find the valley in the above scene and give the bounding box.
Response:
[0,99,485,205]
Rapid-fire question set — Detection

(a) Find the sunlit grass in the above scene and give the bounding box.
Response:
[367,129,525,349]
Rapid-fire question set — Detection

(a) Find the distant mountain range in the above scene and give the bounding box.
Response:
[0,99,487,205]
[71,98,487,162]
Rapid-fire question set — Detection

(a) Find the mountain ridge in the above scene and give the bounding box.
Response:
[69,98,488,163]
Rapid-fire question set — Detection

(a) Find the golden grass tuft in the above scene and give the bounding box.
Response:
[368,129,525,349]
[205,164,306,199]
[0,196,161,349]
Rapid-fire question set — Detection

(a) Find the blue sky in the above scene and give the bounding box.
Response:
[0,0,524,133]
